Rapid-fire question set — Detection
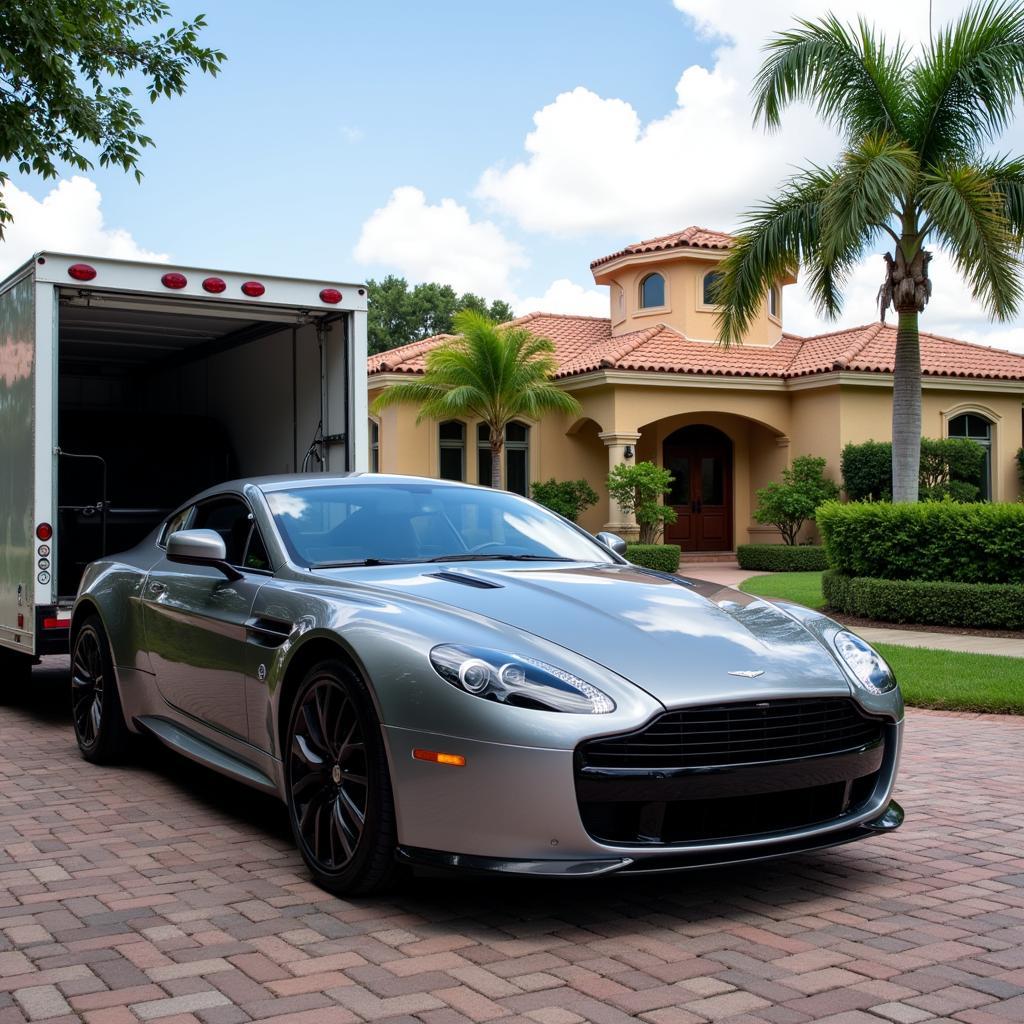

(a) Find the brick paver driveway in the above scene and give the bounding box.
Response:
[2,661,1022,1024]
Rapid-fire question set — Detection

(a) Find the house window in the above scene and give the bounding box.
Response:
[438,420,465,481]
[768,285,779,319]
[369,419,379,472]
[703,271,724,306]
[505,420,530,496]
[948,413,992,499]
[476,422,530,491]
[639,273,665,308]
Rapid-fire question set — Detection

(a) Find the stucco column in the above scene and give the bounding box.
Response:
[599,431,641,541]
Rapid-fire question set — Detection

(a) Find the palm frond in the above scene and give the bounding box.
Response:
[715,164,838,344]
[919,161,1024,319]
[820,132,917,265]
[912,0,1024,163]
[753,13,910,138]
[978,153,1024,234]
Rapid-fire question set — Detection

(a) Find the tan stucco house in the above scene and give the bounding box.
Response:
[367,226,1024,550]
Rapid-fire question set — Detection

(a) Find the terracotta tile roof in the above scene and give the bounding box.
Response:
[367,315,1024,384]
[590,226,735,269]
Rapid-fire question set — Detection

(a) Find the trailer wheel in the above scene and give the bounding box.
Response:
[0,647,33,699]
[71,617,131,763]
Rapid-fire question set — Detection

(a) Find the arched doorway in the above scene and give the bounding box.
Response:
[662,425,733,551]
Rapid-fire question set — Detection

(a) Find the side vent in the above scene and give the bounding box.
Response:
[425,571,503,590]
[246,616,293,647]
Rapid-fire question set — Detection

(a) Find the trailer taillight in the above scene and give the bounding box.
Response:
[36,523,53,541]
[241,281,265,297]
[68,263,97,281]
[202,277,227,294]
[319,288,342,304]
[161,272,188,289]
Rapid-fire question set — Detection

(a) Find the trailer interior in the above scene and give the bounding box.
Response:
[56,290,351,598]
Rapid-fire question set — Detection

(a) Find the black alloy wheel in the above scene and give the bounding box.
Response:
[285,660,397,894]
[71,617,130,763]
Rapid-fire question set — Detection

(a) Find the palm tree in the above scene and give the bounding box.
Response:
[715,1,1024,501]
[372,310,581,488]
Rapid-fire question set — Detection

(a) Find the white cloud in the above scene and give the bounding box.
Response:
[354,186,527,298]
[514,278,607,317]
[0,176,167,279]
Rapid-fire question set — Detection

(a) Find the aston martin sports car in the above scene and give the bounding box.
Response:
[71,474,904,894]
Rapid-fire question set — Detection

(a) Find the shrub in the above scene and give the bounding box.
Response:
[625,544,681,573]
[753,455,839,544]
[822,571,1024,630]
[530,478,599,522]
[816,500,1024,584]
[736,544,829,571]
[841,438,986,502]
[607,461,677,544]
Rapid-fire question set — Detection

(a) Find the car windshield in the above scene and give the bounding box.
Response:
[265,482,614,567]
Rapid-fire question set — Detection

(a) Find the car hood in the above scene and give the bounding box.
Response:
[330,561,851,707]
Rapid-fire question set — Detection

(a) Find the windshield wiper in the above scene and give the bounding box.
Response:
[424,553,575,563]
[311,558,415,568]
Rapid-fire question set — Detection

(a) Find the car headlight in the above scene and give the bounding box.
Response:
[833,631,896,694]
[429,644,615,714]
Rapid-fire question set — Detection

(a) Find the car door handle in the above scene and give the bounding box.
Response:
[148,581,166,595]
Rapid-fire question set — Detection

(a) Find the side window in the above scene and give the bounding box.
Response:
[192,497,264,567]
[160,506,193,547]
[243,526,271,571]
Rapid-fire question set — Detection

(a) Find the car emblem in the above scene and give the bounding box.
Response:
[331,765,342,784]
[729,669,765,678]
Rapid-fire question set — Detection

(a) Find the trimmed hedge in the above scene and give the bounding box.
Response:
[626,544,681,573]
[823,571,1024,630]
[816,500,1024,584]
[736,544,829,572]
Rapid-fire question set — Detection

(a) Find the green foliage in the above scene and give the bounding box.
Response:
[530,479,599,522]
[753,456,839,545]
[736,544,829,571]
[0,1,225,233]
[714,2,1024,504]
[822,571,1024,630]
[841,438,986,501]
[606,462,677,545]
[372,311,581,489]
[366,275,514,355]
[1017,446,1024,487]
[816,500,1024,583]
[625,544,681,573]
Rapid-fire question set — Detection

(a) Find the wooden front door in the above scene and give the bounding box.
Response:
[662,425,733,551]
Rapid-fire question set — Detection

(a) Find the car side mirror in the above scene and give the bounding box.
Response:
[166,529,243,581]
[595,531,628,556]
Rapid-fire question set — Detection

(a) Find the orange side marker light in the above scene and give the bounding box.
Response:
[413,748,466,767]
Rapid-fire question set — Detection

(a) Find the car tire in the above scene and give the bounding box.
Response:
[0,647,33,699]
[71,617,131,764]
[284,658,397,895]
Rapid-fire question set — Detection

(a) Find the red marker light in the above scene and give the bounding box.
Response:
[68,263,97,282]
[319,287,342,304]
[161,272,188,289]
[43,618,69,630]
[202,277,227,294]
[36,523,53,541]
[241,281,265,297]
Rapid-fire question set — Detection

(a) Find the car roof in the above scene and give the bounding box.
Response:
[185,473,489,504]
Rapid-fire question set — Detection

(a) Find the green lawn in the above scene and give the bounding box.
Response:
[739,570,1024,714]
[739,570,826,609]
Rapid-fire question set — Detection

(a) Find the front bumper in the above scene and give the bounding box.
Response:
[382,713,904,869]
[396,798,905,877]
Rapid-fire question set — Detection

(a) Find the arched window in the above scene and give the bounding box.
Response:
[438,420,465,481]
[369,419,380,472]
[639,273,665,308]
[505,421,530,496]
[948,413,993,499]
[702,271,724,306]
[768,285,780,319]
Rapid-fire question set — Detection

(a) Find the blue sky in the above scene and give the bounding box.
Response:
[5,0,1024,350]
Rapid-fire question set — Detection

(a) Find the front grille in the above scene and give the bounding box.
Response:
[580,698,882,770]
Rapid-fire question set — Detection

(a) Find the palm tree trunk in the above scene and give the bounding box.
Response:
[891,307,922,502]
[490,439,503,489]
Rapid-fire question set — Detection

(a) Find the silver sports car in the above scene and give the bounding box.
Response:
[71,474,903,894]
